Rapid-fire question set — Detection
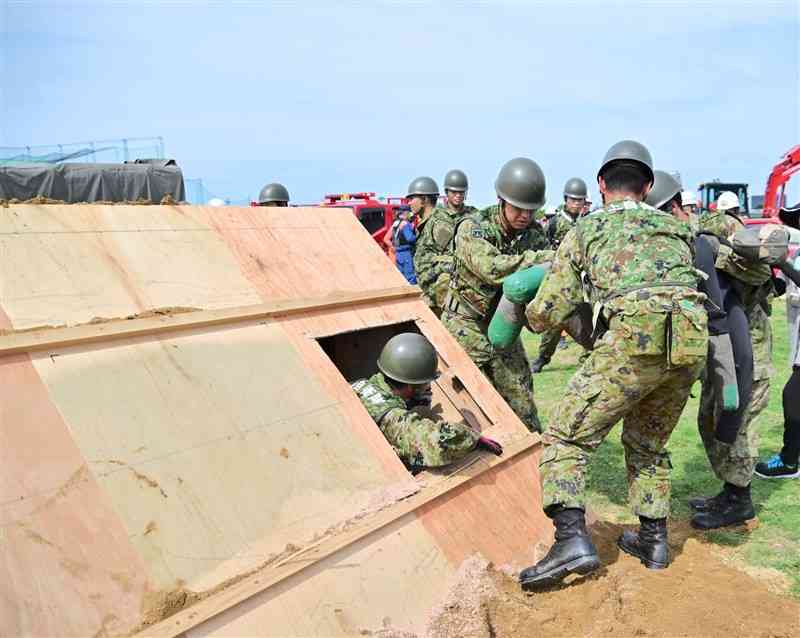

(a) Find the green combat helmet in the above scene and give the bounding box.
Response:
[258,182,290,205]
[597,140,654,183]
[495,157,546,210]
[646,170,682,209]
[563,177,588,199]
[443,169,468,192]
[406,176,440,198]
[377,333,440,384]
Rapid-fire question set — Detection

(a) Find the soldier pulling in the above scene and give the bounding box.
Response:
[307,137,797,593]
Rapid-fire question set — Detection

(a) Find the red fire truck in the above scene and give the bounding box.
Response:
[320,192,410,255]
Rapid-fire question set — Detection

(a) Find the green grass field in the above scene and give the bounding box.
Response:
[522,303,800,595]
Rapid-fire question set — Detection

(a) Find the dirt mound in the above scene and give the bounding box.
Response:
[371,520,800,638]
[488,520,799,638]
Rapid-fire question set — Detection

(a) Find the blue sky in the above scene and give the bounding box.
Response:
[2,1,798,206]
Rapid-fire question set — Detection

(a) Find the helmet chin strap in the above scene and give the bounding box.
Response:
[496,200,519,236]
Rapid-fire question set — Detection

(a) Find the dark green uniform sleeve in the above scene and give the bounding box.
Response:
[378,407,480,468]
[456,218,551,287]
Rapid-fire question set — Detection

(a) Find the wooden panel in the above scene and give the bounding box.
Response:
[416,447,552,567]
[0,205,263,328]
[30,322,406,591]
[0,308,148,637]
[138,439,537,638]
[0,205,551,636]
[0,287,420,358]
[188,516,453,638]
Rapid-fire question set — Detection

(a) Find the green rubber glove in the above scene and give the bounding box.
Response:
[708,334,739,413]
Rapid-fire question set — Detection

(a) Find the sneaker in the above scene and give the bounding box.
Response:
[755,454,800,479]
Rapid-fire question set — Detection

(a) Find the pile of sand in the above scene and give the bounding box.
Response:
[365,520,800,638]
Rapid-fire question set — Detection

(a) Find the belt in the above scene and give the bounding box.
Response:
[444,293,482,320]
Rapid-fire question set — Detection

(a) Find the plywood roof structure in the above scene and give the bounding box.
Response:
[0,204,551,637]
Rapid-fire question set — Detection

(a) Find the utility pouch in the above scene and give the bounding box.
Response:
[611,299,667,357]
[667,299,708,367]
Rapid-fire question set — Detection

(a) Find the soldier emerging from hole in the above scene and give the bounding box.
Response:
[351,333,503,473]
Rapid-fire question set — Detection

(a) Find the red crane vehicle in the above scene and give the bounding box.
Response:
[320,192,410,255]
[696,145,800,228]
[762,144,800,219]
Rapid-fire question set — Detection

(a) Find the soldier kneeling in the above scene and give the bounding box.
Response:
[351,333,502,472]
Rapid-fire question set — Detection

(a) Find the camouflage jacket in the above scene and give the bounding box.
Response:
[545,205,580,249]
[413,205,474,310]
[700,211,774,303]
[449,206,553,317]
[351,372,479,470]
[528,198,707,362]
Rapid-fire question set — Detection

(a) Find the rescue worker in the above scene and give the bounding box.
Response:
[393,209,418,284]
[414,171,474,315]
[257,183,290,207]
[531,177,589,373]
[520,141,708,589]
[397,177,438,286]
[442,157,553,433]
[690,191,780,527]
[351,333,503,471]
[755,203,800,479]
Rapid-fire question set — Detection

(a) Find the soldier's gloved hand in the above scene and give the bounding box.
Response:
[477,436,503,456]
[707,334,739,413]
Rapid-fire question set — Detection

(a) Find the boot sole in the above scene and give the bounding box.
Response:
[754,469,800,479]
[519,554,600,590]
[690,513,756,530]
[617,537,667,570]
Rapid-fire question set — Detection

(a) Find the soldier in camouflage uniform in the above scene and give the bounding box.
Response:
[441,158,553,433]
[689,190,778,529]
[351,333,503,471]
[414,170,476,315]
[531,177,589,373]
[519,141,708,590]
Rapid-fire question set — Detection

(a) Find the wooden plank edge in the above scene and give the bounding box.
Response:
[0,286,421,357]
[134,435,540,638]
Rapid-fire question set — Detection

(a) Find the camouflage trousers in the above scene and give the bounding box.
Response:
[696,304,773,487]
[441,311,541,432]
[540,329,704,519]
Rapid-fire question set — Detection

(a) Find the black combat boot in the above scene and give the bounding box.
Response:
[530,356,550,374]
[617,516,669,569]
[519,507,600,590]
[691,483,755,529]
[688,484,729,512]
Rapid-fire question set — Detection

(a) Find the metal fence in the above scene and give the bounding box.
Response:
[0,137,165,164]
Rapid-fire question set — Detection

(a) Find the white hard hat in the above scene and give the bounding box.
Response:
[208,198,225,207]
[716,191,740,212]
[681,191,696,207]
